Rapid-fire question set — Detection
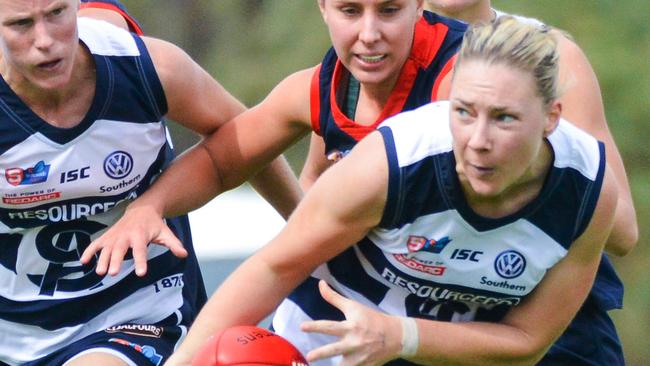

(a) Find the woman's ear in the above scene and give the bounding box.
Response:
[544,100,562,137]
[317,0,327,22]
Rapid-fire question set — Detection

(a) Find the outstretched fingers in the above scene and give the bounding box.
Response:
[80,215,186,277]
[318,280,352,313]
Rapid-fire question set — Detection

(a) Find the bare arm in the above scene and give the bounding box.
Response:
[78,3,302,220]
[82,64,315,275]
[554,31,637,255]
[248,157,303,220]
[165,132,389,365]
[298,133,333,191]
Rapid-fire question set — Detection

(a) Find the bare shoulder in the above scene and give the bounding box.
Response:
[139,36,245,134]
[140,36,191,83]
[257,66,320,128]
[78,8,129,30]
[551,29,590,66]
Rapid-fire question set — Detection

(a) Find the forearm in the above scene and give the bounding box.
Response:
[130,144,224,218]
[170,254,302,363]
[248,155,303,220]
[298,133,332,192]
[408,318,545,366]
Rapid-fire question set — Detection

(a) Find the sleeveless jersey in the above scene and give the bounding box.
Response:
[494,10,625,365]
[0,19,205,365]
[273,101,606,366]
[309,11,466,161]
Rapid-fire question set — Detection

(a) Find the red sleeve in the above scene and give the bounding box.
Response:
[310,64,323,136]
[431,54,457,101]
[80,2,144,35]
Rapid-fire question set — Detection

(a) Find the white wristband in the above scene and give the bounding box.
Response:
[399,316,419,358]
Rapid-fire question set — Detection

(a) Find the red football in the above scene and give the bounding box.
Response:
[191,325,308,366]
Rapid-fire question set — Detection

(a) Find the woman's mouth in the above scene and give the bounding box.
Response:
[469,163,495,177]
[37,59,62,71]
[356,54,387,64]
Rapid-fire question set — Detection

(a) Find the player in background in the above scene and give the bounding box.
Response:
[165,17,619,366]
[0,0,299,365]
[79,0,303,222]
[82,0,467,276]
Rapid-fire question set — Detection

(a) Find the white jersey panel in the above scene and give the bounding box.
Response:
[378,101,452,167]
[494,9,545,28]
[77,17,140,57]
[549,120,602,181]
[0,119,166,208]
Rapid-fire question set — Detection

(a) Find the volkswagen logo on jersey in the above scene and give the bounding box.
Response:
[104,151,133,179]
[5,161,51,186]
[494,250,526,279]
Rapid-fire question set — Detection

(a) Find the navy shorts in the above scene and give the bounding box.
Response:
[22,318,184,366]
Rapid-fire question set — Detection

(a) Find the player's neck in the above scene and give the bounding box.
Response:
[6,45,97,129]
[432,5,495,24]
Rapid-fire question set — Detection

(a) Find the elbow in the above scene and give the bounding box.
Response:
[605,198,639,257]
[493,330,554,366]
[504,344,549,366]
[605,224,639,257]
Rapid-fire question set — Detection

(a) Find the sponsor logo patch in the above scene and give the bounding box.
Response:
[105,324,164,338]
[108,338,163,366]
[5,161,51,186]
[103,151,133,179]
[326,149,350,162]
[382,268,520,306]
[494,250,526,279]
[406,235,452,254]
[393,254,446,276]
[2,192,61,205]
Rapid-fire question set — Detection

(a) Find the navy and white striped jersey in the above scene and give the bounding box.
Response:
[0,19,205,364]
[273,101,605,366]
[494,12,625,365]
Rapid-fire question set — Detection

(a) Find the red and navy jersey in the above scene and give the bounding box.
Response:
[80,0,144,35]
[310,11,466,159]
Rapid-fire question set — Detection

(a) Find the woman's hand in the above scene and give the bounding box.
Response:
[80,204,187,277]
[301,280,403,366]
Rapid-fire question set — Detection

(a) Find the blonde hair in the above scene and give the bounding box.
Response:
[455,16,560,106]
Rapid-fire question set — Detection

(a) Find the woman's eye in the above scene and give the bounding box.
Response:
[455,108,469,117]
[380,6,400,15]
[340,6,359,16]
[10,18,33,27]
[496,114,515,123]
